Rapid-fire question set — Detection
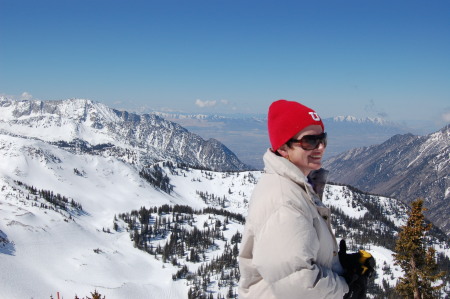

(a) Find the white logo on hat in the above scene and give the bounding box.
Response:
[309,112,321,121]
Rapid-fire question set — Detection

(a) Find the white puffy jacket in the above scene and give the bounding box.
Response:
[238,149,349,298]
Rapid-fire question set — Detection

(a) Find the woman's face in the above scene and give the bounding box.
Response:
[277,125,326,176]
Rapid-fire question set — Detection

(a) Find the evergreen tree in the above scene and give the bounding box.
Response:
[393,198,445,298]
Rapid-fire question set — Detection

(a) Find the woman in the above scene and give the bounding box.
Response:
[238,99,349,298]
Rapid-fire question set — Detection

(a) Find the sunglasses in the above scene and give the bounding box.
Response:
[288,132,327,150]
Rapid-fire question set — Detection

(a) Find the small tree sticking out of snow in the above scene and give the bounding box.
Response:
[393,198,445,299]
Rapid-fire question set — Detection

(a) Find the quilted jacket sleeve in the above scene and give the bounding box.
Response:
[252,202,348,298]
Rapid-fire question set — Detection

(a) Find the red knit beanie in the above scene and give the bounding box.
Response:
[268,99,324,151]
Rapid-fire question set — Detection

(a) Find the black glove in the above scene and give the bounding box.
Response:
[343,275,368,299]
[339,240,376,299]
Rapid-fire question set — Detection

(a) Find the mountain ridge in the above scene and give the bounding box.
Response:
[151,110,403,126]
[324,124,450,234]
[0,97,251,172]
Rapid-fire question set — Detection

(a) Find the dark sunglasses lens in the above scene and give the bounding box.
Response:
[301,133,327,150]
[302,136,320,150]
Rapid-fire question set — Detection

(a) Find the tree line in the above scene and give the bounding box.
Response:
[14,180,83,216]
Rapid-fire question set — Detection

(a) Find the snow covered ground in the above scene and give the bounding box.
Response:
[1,132,449,298]
[0,132,256,298]
[0,134,194,298]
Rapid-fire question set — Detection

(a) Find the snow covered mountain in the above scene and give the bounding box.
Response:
[330,115,390,125]
[324,124,450,235]
[0,98,251,172]
[322,115,411,159]
[0,132,251,298]
[1,98,449,298]
[157,112,269,170]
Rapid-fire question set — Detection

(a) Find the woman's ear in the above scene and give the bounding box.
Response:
[276,144,289,158]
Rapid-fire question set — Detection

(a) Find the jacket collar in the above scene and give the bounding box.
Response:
[263,149,327,209]
[263,148,309,188]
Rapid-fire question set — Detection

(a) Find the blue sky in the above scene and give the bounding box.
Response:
[1,0,449,128]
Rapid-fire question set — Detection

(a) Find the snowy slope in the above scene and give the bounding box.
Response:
[322,185,408,289]
[323,184,450,293]
[0,131,259,298]
[324,185,408,227]
[0,134,199,298]
[1,136,449,297]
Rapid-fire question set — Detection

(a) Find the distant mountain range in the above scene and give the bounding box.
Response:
[322,116,412,159]
[161,112,413,169]
[324,125,450,235]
